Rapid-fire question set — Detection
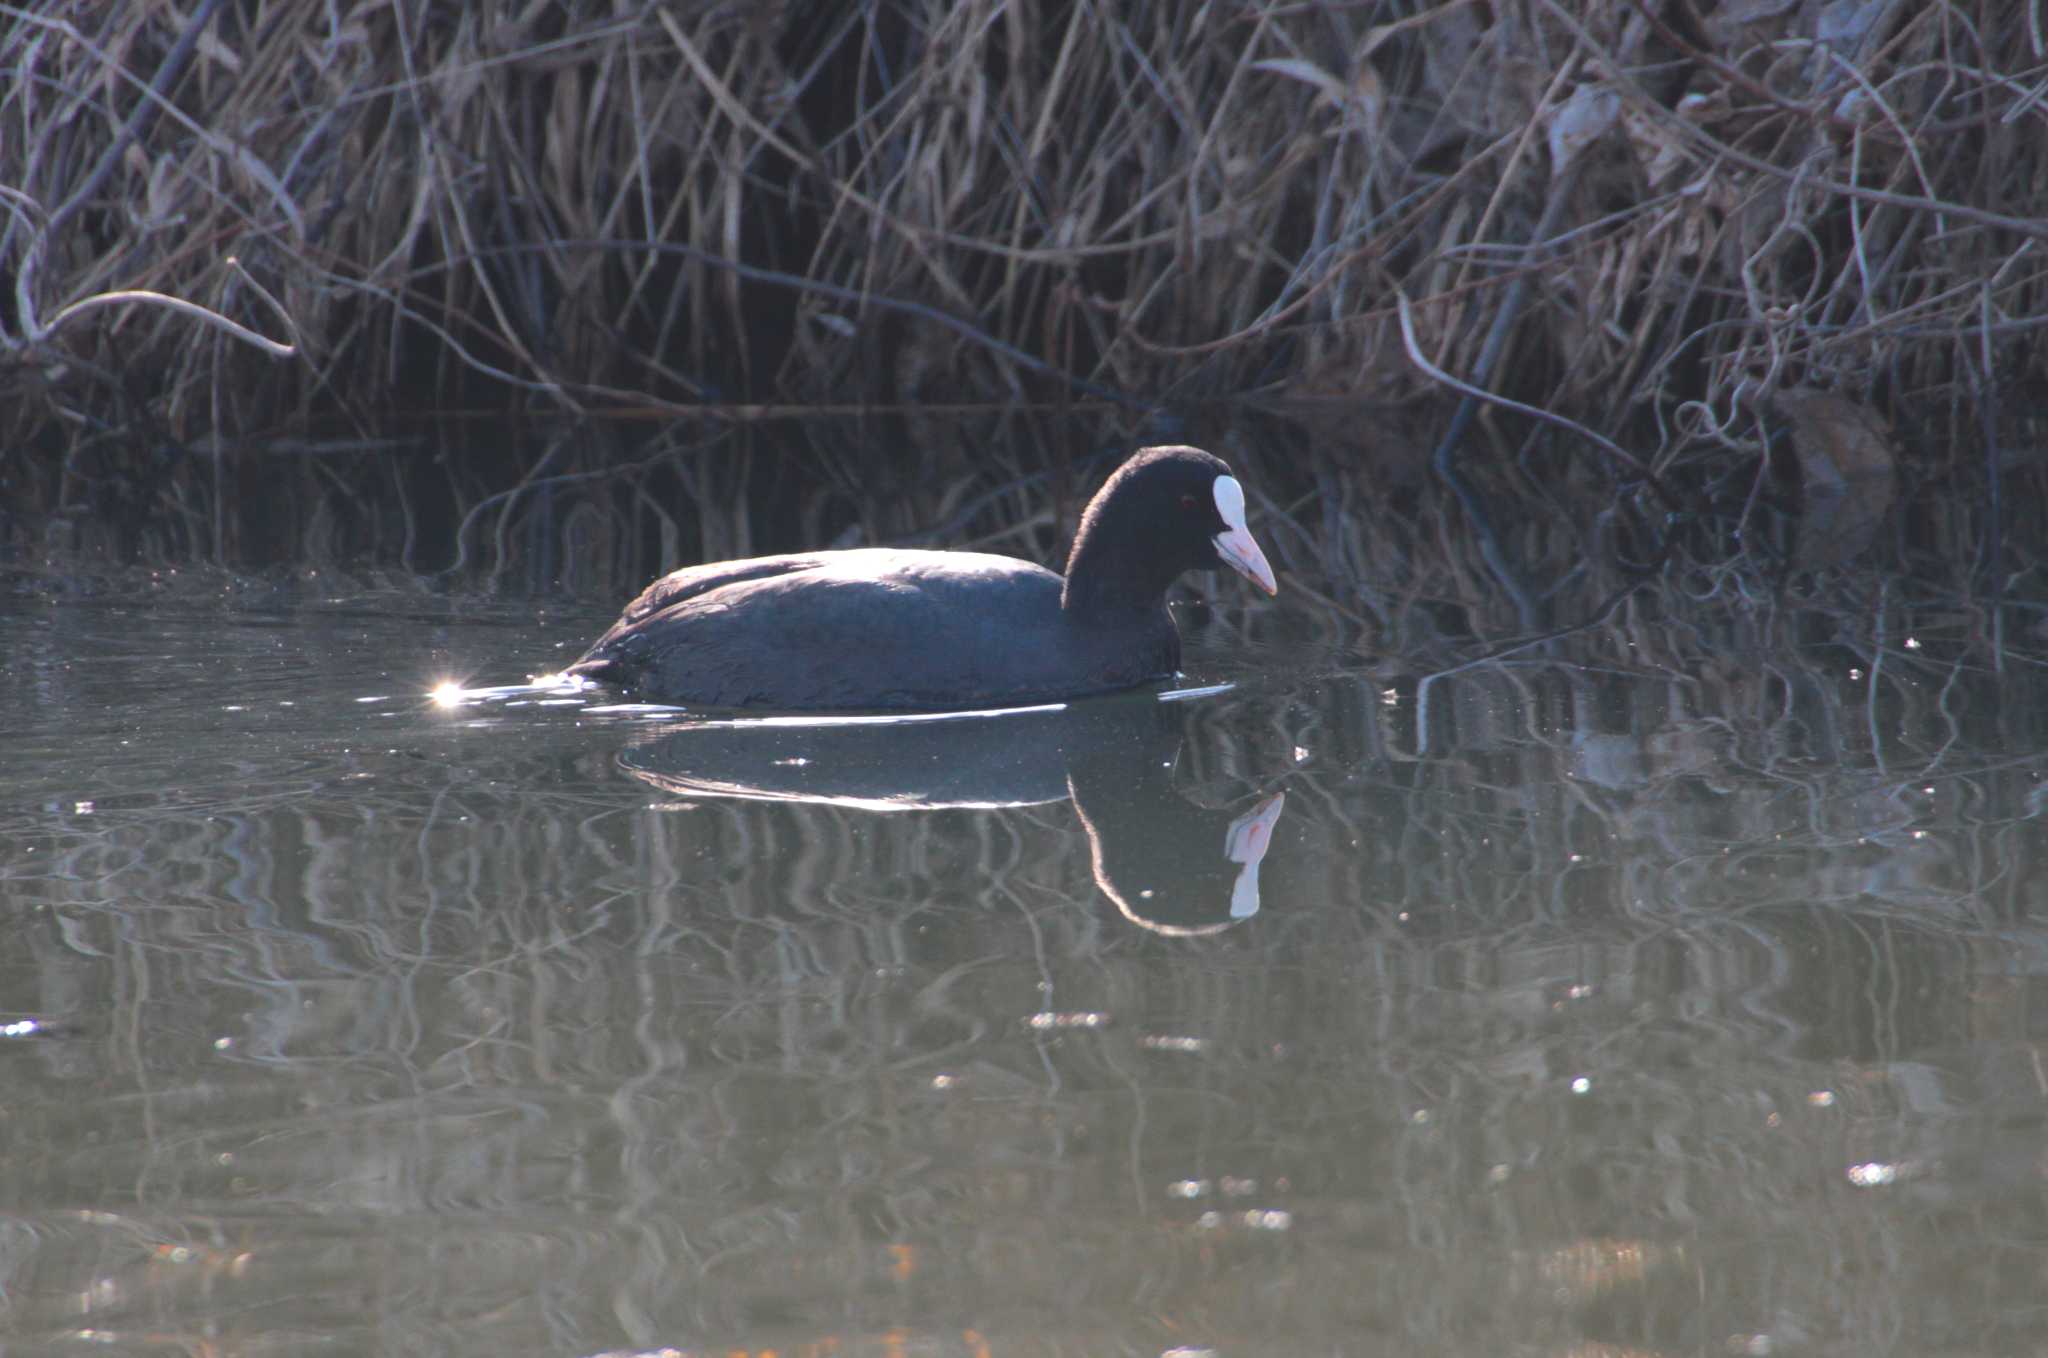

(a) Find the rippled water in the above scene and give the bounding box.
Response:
[4,581,2048,1357]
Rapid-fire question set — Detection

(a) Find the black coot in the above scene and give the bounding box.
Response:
[567,444,1278,710]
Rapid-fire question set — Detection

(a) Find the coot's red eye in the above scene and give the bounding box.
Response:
[1180,493,1199,511]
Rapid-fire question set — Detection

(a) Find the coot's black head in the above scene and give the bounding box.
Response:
[1061,445,1278,617]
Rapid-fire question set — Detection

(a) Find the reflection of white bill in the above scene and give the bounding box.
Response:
[1086,783,1290,937]
[1225,792,1287,919]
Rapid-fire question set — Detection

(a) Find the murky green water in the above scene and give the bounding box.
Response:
[4,580,2048,1357]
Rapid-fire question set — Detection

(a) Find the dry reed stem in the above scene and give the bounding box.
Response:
[1,0,2044,570]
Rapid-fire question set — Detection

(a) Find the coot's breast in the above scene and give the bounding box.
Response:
[575,549,1180,711]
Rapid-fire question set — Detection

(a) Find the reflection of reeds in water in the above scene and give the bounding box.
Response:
[9,585,2048,1349]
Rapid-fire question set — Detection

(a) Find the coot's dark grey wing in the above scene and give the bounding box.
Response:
[569,552,840,690]
[600,553,844,635]
[571,550,1117,709]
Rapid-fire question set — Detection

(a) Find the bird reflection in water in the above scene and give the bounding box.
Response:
[615,692,1288,934]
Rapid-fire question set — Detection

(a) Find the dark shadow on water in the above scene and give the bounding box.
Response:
[616,691,1288,936]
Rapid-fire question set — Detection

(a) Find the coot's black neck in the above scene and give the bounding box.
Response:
[1060,513,1182,622]
[1060,530,1185,678]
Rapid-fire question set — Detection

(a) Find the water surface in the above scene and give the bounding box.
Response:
[3,582,2047,1357]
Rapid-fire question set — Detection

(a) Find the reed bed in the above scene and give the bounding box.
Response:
[2,0,2045,576]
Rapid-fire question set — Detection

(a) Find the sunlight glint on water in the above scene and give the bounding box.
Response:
[0,586,2045,1354]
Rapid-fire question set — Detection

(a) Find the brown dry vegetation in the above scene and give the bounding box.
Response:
[2,0,2046,575]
